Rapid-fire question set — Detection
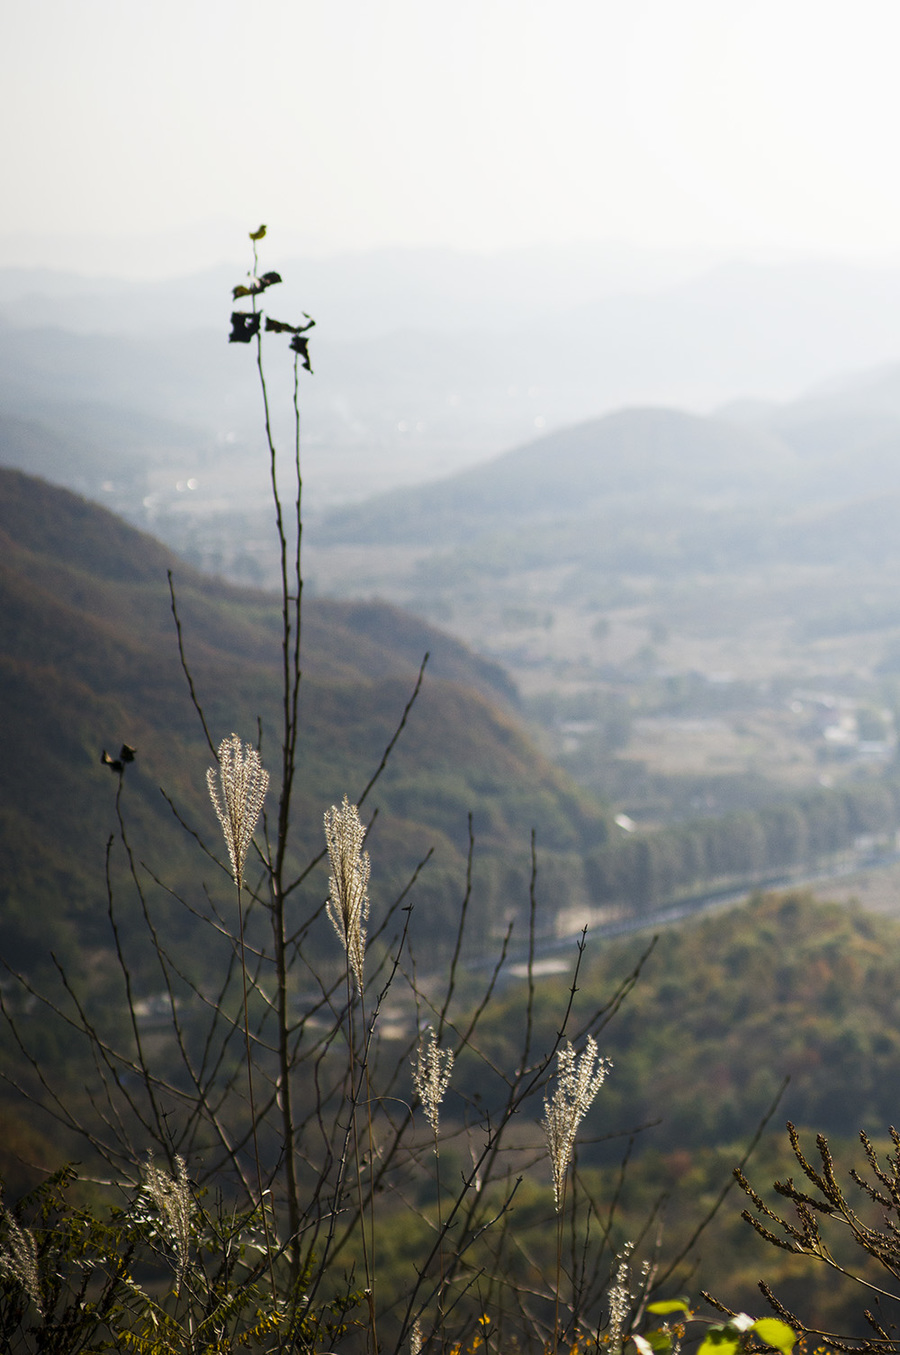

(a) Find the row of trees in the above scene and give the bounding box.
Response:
[586,777,900,911]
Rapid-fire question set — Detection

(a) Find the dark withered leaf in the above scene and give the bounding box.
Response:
[229,311,262,343]
[119,744,136,763]
[264,313,316,335]
[101,750,124,774]
[289,334,313,371]
[232,271,282,301]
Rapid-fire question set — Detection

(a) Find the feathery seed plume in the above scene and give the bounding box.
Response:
[207,734,269,889]
[606,1241,635,1354]
[324,796,370,992]
[412,1025,454,1138]
[0,1207,43,1316]
[543,1035,611,1210]
[143,1155,192,1294]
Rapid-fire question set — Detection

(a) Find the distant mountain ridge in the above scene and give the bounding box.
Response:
[315,406,800,546]
[9,251,900,526]
[314,380,900,561]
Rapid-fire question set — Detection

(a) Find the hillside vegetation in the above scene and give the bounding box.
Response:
[423,887,900,1336]
[0,467,609,981]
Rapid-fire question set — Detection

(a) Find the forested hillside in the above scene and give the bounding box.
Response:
[443,888,900,1336]
[0,467,609,981]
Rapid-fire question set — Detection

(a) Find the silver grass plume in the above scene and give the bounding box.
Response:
[606,1241,634,1354]
[412,1024,454,1138]
[143,1154,192,1294]
[324,796,370,992]
[207,733,269,889]
[0,1205,43,1316]
[543,1035,611,1211]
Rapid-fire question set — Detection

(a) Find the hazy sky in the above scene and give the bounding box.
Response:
[5,0,900,276]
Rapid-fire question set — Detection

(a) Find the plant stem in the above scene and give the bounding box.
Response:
[236,877,277,1301]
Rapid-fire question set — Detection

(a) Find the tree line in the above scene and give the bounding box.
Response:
[585,775,900,912]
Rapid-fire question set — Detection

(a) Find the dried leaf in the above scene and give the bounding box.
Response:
[289,334,313,371]
[229,311,262,343]
[231,271,282,301]
[265,314,315,335]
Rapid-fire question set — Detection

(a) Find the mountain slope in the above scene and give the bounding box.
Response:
[0,468,607,978]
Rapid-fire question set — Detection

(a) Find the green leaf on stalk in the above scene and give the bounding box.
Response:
[751,1319,796,1355]
[643,1329,673,1351]
[647,1300,691,1316]
[697,1328,741,1355]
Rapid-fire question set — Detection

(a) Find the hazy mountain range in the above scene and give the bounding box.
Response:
[310,371,900,584]
[7,248,900,522]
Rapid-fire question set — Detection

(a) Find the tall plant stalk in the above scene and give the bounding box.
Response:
[248,226,306,1270]
[413,1024,454,1343]
[206,732,274,1290]
[543,1037,611,1353]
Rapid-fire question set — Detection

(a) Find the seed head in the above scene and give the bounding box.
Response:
[207,734,269,889]
[543,1036,611,1211]
[143,1155,192,1294]
[607,1241,634,1353]
[0,1206,43,1316]
[412,1025,454,1138]
[324,796,370,992]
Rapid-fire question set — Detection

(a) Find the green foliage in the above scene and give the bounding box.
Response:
[0,1167,130,1352]
[633,1308,796,1355]
[0,1164,357,1354]
[457,890,900,1156]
